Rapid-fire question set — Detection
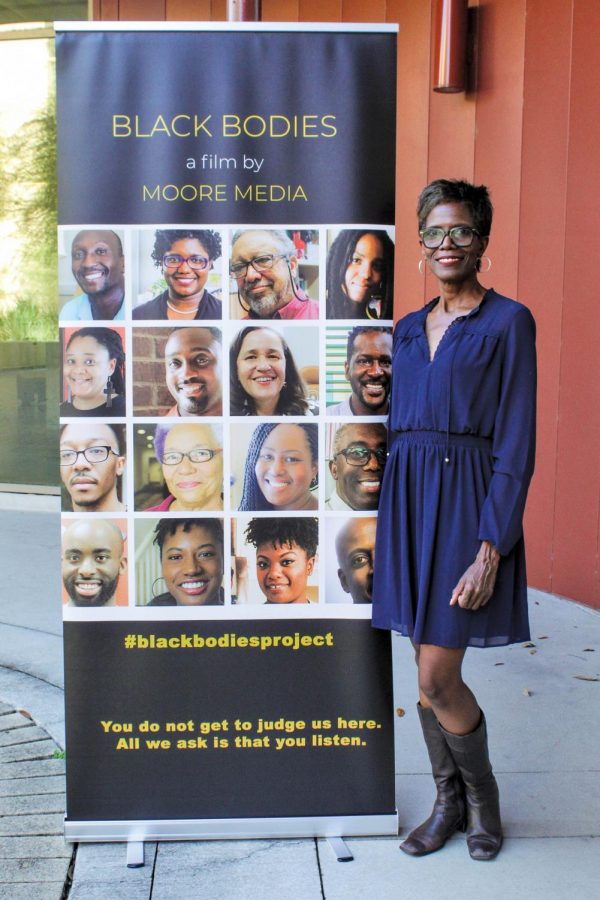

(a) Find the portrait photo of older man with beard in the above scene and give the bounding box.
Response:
[229,229,319,320]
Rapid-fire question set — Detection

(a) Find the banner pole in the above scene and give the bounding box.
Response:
[126,841,145,869]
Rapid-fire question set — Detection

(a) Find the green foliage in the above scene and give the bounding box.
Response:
[0,297,57,341]
[0,69,58,342]
[52,749,66,760]
[0,98,57,237]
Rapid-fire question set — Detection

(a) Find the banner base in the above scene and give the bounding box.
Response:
[65,813,398,843]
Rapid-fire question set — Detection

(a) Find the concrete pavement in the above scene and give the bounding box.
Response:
[1,496,599,898]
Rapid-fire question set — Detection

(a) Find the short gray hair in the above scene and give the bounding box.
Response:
[231,228,295,257]
[332,422,387,458]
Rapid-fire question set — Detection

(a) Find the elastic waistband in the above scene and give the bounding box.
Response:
[395,430,492,450]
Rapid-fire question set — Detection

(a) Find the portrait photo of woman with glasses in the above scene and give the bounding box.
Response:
[133,229,222,320]
[135,422,223,512]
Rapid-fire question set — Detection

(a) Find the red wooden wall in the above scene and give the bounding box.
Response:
[91,0,600,611]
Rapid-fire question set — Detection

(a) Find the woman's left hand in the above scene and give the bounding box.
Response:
[450,541,500,610]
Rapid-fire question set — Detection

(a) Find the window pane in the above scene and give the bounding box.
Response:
[0,3,87,26]
[0,14,85,486]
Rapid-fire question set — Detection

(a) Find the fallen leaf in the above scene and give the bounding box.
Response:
[537,635,549,640]
[529,649,537,655]
[573,675,599,682]
[396,707,406,717]
[17,709,33,720]
[583,648,595,653]
[522,688,533,696]
[494,662,505,666]
[522,642,536,648]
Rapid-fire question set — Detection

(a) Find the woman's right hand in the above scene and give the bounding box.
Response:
[450,541,500,611]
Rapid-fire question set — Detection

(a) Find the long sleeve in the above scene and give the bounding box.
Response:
[478,305,537,555]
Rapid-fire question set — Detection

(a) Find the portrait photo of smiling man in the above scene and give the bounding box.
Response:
[163,326,222,417]
[326,325,392,416]
[229,229,319,320]
[132,326,223,417]
[60,423,126,512]
[59,229,125,321]
[326,422,387,511]
[61,519,127,607]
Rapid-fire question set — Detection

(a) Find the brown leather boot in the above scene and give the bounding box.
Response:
[400,704,466,856]
[441,712,503,861]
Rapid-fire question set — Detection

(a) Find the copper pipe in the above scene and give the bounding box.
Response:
[228,0,261,21]
[433,0,468,93]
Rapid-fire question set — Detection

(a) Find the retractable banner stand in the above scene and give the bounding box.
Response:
[56,22,398,842]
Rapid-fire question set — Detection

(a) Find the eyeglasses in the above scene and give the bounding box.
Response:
[60,446,119,466]
[162,449,221,466]
[229,253,287,278]
[163,254,210,270]
[336,447,387,467]
[419,226,480,249]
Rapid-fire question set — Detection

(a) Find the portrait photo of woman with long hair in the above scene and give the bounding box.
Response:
[230,326,318,416]
[235,422,318,511]
[326,229,394,320]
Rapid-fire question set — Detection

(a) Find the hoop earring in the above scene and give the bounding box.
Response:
[418,258,427,275]
[152,577,167,599]
[309,476,318,490]
[366,293,383,320]
[477,256,492,273]
[104,376,113,408]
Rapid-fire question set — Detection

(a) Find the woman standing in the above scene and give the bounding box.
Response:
[373,180,536,861]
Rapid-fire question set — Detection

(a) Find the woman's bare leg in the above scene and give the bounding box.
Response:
[414,643,480,735]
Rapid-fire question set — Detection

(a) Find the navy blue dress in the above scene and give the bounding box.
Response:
[372,289,536,648]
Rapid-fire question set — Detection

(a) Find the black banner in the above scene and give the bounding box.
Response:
[57,23,398,839]
[56,30,396,225]
[64,619,394,821]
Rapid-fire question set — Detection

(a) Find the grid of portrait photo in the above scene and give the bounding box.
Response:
[58,225,394,617]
